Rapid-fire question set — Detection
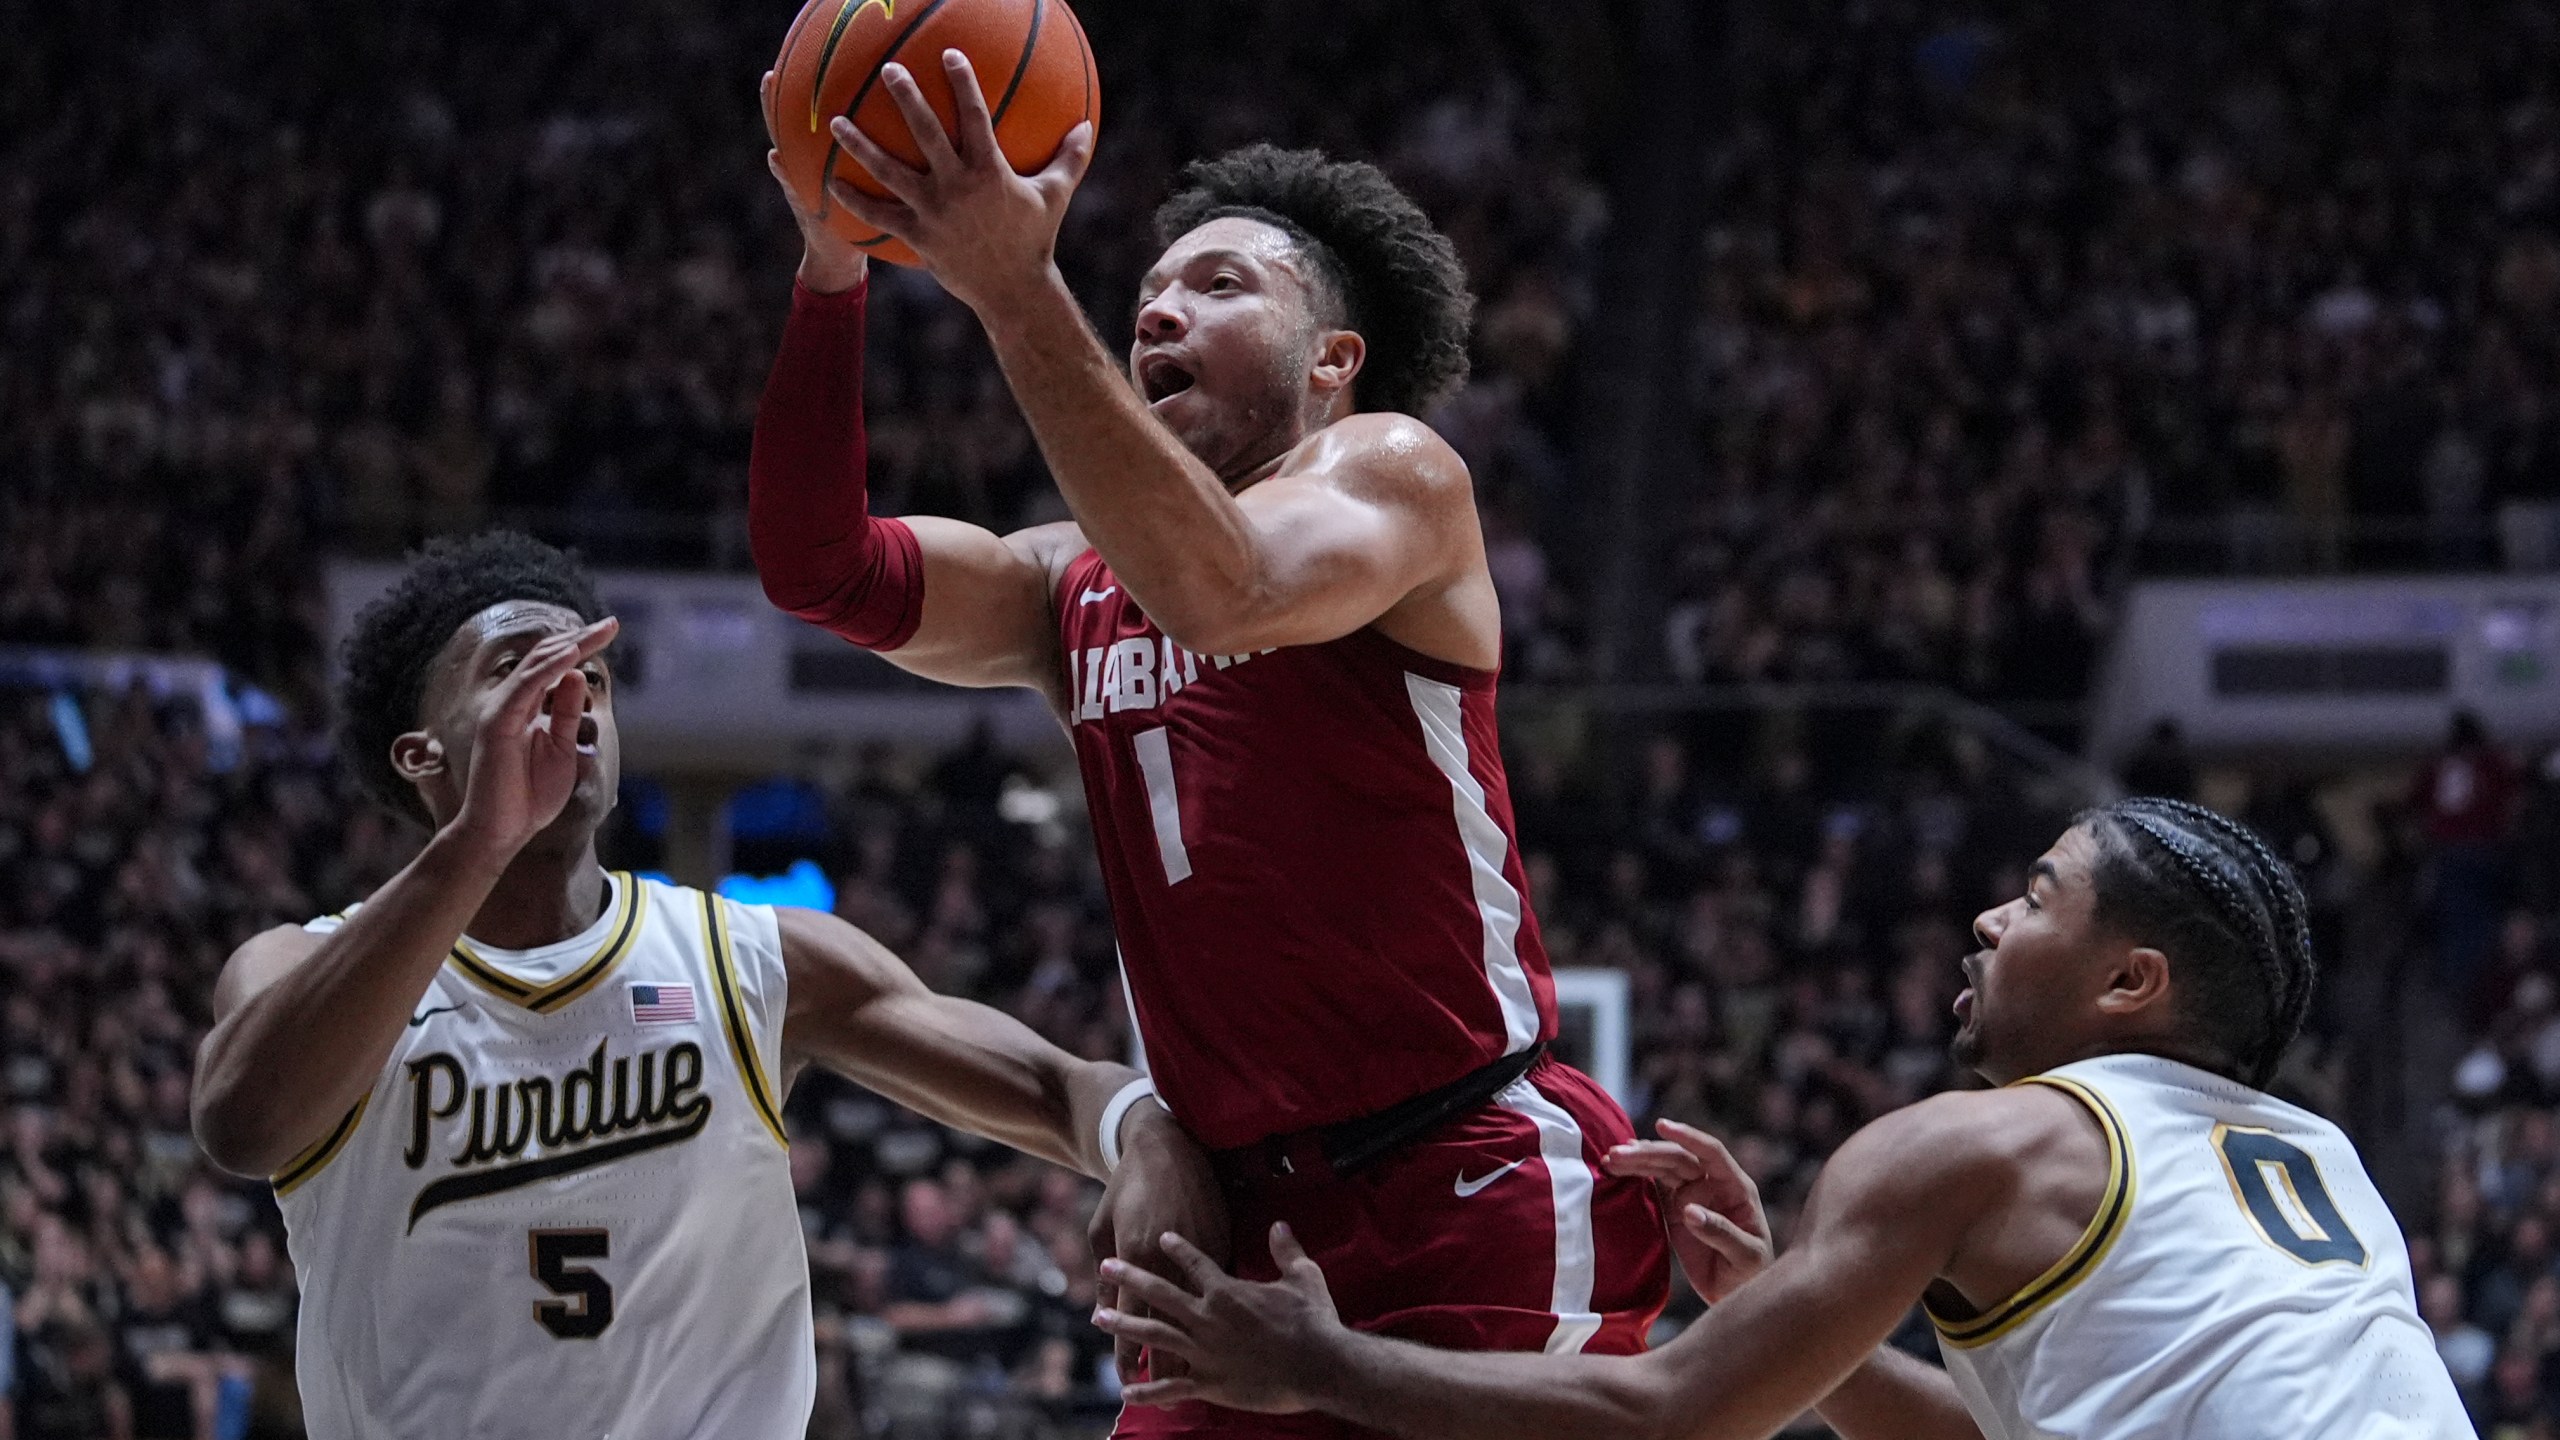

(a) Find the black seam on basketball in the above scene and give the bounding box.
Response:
[772,0,827,141]
[1072,8,1093,123]
[820,0,954,220]
[806,0,879,135]
[990,0,1047,126]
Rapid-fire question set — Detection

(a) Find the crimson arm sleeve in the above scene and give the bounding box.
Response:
[749,279,925,650]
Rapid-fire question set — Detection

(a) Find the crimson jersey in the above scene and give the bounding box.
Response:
[1055,548,1556,1150]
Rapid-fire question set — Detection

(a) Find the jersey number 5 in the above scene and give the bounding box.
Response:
[530,1228,615,1338]
[2212,1126,2366,1267]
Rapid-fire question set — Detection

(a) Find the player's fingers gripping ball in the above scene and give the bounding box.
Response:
[768,0,1100,266]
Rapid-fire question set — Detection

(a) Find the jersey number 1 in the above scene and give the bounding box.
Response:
[1133,727,1193,884]
[530,1228,615,1338]
[2212,1126,2366,1267]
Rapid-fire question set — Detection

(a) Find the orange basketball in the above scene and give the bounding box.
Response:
[768,0,1099,267]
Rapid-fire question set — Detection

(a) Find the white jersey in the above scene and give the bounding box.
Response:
[274,873,814,1440]
[1932,1054,2471,1440]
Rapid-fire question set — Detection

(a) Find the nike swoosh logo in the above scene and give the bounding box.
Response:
[1080,587,1118,605]
[408,1004,463,1028]
[1454,1158,1528,1198]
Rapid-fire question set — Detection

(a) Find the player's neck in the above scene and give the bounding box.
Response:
[1214,404,1339,492]
[467,841,611,951]
[1219,448,1291,493]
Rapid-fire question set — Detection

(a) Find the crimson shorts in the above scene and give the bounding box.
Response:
[1113,1057,1670,1438]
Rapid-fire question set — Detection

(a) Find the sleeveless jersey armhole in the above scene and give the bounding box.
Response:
[269,909,366,1193]
[1927,1075,2138,1348]
[698,892,790,1149]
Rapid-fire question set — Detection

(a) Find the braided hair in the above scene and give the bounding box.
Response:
[2077,798,2318,1087]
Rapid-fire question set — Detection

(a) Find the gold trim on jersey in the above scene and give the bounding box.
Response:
[272,1093,371,1196]
[700,892,789,1148]
[445,872,645,1012]
[1928,1075,2136,1349]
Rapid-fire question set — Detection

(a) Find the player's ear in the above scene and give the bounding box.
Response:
[391,732,446,785]
[1310,328,1365,401]
[2096,944,2174,1019]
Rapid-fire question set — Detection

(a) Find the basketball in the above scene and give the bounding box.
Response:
[767,0,1099,266]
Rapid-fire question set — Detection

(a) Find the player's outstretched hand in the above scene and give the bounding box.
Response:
[1090,1106,1230,1384]
[1097,1226,1339,1414]
[1603,1119,1773,1303]
[448,619,617,868]
[759,70,870,296]
[823,50,1094,315]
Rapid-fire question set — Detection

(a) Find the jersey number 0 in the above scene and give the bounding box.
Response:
[2212,1126,2367,1267]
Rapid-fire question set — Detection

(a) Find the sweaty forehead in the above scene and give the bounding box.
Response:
[423,600,589,695]
[1148,216,1313,289]
[455,600,586,652]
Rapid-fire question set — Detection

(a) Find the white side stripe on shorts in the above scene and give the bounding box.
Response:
[1498,1076,1603,1355]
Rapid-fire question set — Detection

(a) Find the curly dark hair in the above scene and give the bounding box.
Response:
[2078,798,2319,1087]
[339,531,607,827]
[1153,144,1474,418]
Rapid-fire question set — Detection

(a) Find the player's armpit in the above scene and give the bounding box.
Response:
[880,516,1075,702]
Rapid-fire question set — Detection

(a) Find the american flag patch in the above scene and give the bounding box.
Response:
[629,983,696,1025]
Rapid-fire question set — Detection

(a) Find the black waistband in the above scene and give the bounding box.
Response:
[1219,1042,1547,1181]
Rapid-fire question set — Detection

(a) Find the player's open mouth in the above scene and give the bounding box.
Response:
[575,716,600,757]
[1953,988,1973,1021]
[1138,354,1197,406]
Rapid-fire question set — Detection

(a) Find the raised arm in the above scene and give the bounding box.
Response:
[750,71,1068,702]
[192,621,616,1175]
[816,56,1488,663]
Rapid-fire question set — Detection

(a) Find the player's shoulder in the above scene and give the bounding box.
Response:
[1294,412,1470,502]
[1836,1084,2100,1199]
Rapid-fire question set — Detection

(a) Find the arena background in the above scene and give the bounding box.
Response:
[7,0,2560,1434]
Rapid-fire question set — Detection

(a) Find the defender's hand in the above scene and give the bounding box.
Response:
[822,51,1094,314]
[1089,1103,1230,1383]
[448,619,617,866]
[1096,1226,1340,1415]
[760,69,871,295]
[1603,1119,1773,1303]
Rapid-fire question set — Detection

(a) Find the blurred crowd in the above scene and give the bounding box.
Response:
[2416,716,2560,1435]
[1657,0,2560,695]
[8,0,2560,1434]
[0,0,1600,705]
[8,670,2557,1435]
[14,2,2560,710]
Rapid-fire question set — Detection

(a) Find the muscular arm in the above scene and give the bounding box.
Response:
[189,832,505,1175]
[747,278,1071,702]
[1301,1108,1983,1440]
[1107,1089,2109,1440]
[816,57,1483,662]
[191,622,611,1176]
[775,906,1157,1178]
[977,276,1478,659]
